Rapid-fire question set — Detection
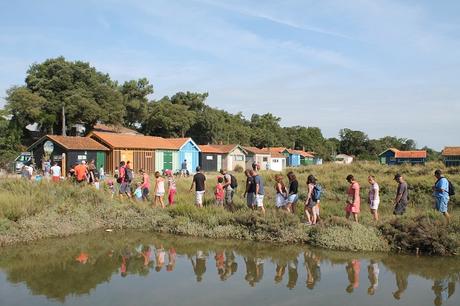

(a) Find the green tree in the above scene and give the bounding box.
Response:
[250,113,287,148]
[120,78,153,128]
[339,128,369,157]
[6,56,125,136]
[170,91,208,112]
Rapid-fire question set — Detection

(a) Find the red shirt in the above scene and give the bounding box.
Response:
[215,183,224,200]
[74,164,87,181]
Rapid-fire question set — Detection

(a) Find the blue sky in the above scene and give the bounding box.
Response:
[1,0,459,149]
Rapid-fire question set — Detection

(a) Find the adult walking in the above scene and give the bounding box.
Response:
[393,174,408,215]
[190,166,206,208]
[286,171,299,213]
[433,169,451,224]
[251,169,265,214]
[74,161,88,184]
[345,174,360,222]
[220,169,235,211]
[181,159,188,177]
[243,169,256,209]
[304,175,319,225]
[139,169,150,201]
[367,175,380,221]
[274,174,287,209]
[87,159,97,184]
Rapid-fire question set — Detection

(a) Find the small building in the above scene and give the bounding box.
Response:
[91,123,142,135]
[164,138,201,173]
[378,148,427,165]
[244,147,271,170]
[199,144,247,172]
[89,132,173,174]
[282,149,301,167]
[266,148,287,172]
[27,135,109,176]
[335,154,354,164]
[442,147,460,167]
[289,150,315,166]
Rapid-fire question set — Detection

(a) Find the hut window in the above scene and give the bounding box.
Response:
[77,155,87,160]
[263,157,268,162]
[273,159,279,163]
[206,156,213,160]
[234,155,244,161]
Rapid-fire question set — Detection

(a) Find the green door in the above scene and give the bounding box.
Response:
[163,151,173,170]
[96,152,105,171]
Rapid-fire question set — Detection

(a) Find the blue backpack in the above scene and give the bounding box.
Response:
[312,184,322,201]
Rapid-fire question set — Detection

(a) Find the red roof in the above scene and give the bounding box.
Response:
[383,148,427,158]
[34,135,109,151]
[266,148,286,158]
[199,144,242,154]
[243,146,271,155]
[90,132,176,150]
[164,138,192,150]
[442,147,460,156]
[288,149,315,158]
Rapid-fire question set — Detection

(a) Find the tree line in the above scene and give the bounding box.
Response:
[0,57,440,168]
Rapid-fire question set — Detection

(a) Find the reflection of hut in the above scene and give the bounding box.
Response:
[27,135,109,176]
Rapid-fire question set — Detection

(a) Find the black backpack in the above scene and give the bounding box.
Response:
[448,180,455,197]
[229,174,238,189]
[124,167,133,183]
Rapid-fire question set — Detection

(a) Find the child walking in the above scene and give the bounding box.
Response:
[134,182,143,201]
[154,171,166,208]
[166,170,177,206]
[215,176,225,206]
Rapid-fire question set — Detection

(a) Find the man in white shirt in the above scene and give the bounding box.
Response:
[50,162,61,182]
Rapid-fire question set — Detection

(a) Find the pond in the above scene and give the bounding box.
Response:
[0,231,458,306]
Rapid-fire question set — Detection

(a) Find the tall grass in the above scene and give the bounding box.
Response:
[0,161,459,255]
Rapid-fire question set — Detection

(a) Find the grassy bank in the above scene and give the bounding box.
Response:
[0,162,459,255]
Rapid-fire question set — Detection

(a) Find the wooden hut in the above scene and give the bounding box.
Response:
[165,138,201,173]
[266,148,287,171]
[282,149,301,167]
[244,147,271,170]
[378,148,427,165]
[27,135,109,176]
[199,144,247,172]
[88,132,173,174]
[442,147,460,167]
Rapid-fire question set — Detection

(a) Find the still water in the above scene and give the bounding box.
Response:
[0,231,458,306]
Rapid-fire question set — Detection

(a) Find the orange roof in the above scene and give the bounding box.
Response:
[244,146,271,155]
[90,132,176,150]
[40,135,109,151]
[92,123,141,135]
[394,150,427,158]
[442,147,460,156]
[199,144,243,154]
[164,138,191,150]
[266,148,286,158]
[288,149,315,158]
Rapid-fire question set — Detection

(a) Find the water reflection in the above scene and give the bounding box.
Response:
[0,232,459,305]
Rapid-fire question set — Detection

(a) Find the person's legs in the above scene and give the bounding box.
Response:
[304,205,312,223]
[309,207,317,224]
[159,194,165,209]
[353,213,359,223]
[443,212,451,224]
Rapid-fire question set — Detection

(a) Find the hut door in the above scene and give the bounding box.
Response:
[96,152,105,171]
[163,151,173,170]
[184,152,193,172]
[121,151,133,166]
[217,155,222,172]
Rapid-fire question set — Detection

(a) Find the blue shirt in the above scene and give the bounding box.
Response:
[435,177,449,198]
[254,175,264,195]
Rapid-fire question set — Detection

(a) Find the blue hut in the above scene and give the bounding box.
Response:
[378,148,427,165]
[168,138,201,173]
[282,149,301,167]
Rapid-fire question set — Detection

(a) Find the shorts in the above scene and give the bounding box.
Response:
[276,193,287,208]
[225,189,234,204]
[142,188,150,199]
[156,192,165,197]
[306,198,317,209]
[246,192,255,208]
[120,182,131,194]
[287,194,298,204]
[195,191,205,205]
[255,194,264,207]
[393,201,407,215]
[52,176,60,182]
[312,205,320,216]
[370,200,380,210]
[435,197,449,213]
[215,198,224,206]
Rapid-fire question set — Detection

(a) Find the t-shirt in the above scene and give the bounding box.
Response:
[246,176,256,193]
[254,174,264,195]
[224,173,233,191]
[168,177,177,190]
[193,172,206,192]
[181,162,187,170]
[397,182,408,204]
[369,183,380,203]
[134,187,143,199]
[74,164,87,181]
[141,174,150,189]
[215,183,224,200]
[50,165,61,177]
[289,180,298,194]
[435,177,449,198]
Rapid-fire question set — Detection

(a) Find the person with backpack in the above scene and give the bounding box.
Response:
[220,169,237,211]
[120,161,132,198]
[433,169,452,224]
[304,175,320,225]
[345,174,360,222]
